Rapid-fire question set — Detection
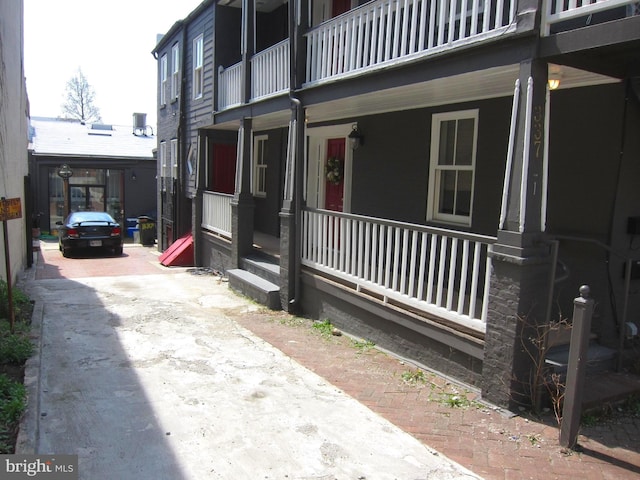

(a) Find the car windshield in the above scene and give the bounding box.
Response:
[68,212,115,224]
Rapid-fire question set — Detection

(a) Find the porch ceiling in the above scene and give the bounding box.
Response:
[218,0,284,13]
[207,109,292,132]
[304,64,620,124]
[208,64,619,132]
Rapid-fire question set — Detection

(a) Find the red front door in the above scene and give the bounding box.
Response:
[211,143,237,194]
[324,138,345,212]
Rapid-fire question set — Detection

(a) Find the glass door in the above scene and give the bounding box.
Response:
[69,185,105,212]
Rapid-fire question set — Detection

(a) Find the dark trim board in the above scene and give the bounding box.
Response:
[199,230,233,274]
[300,271,484,386]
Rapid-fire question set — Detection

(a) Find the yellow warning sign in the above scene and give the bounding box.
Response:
[0,198,22,221]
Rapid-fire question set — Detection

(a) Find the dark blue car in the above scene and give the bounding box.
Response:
[56,211,123,257]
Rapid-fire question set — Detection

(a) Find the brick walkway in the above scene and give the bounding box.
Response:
[33,241,640,479]
[234,311,640,480]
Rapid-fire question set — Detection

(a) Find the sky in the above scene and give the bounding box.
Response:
[24,0,205,128]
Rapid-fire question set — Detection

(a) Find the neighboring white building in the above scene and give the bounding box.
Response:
[0,0,30,282]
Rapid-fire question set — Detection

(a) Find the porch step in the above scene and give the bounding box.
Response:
[227,269,281,310]
[240,252,280,285]
[545,341,617,374]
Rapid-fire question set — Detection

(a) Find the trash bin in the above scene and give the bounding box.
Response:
[137,216,155,246]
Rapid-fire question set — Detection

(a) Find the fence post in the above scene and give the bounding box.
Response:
[559,285,594,449]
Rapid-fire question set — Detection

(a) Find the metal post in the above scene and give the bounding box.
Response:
[559,285,594,449]
[618,259,632,371]
[1,201,15,333]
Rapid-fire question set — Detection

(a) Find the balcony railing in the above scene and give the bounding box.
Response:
[218,63,243,110]
[251,39,290,100]
[305,0,517,85]
[202,191,232,237]
[542,0,639,35]
[301,208,495,332]
[218,40,290,111]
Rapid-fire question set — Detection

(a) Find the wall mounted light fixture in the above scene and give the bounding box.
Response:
[548,65,562,90]
[131,171,137,181]
[348,124,364,150]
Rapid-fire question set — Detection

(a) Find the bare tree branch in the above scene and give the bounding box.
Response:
[61,68,101,124]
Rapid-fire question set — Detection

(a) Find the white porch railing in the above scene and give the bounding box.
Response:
[218,62,243,110]
[202,191,233,237]
[301,208,495,332]
[542,0,639,35]
[251,39,290,100]
[305,0,517,84]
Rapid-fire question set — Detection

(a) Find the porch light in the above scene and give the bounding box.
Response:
[57,163,73,179]
[348,124,364,150]
[57,164,73,217]
[548,66,562,90]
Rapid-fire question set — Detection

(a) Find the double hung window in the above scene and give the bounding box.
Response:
[193,34,204,99]
[171,139,178,180]
[427,110,478,226]
[160,54,168,106]
[160,141,167,191]
[171,44,180,100]
[253,136,268,197]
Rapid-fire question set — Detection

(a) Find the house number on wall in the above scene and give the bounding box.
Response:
[533,104,544,159]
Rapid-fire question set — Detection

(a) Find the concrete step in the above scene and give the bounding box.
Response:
[227,268,281,310]
[240,253,280,285]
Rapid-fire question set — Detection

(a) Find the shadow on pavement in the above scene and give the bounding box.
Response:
[19,275,190,478]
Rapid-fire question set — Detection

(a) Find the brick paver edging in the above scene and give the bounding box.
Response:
[233,311,640,480]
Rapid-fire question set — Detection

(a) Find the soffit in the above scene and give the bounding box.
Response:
[218,0,284,13]
[304,64,620,124]
[208,64,618,131]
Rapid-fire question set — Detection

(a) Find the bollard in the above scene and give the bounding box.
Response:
[559,285,594,449]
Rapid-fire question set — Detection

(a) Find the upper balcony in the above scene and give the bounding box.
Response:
[218,0,518,111]
[218,39,291,110]
[216,0,638,113]
[304,0,517,86]
[542,0,640,36]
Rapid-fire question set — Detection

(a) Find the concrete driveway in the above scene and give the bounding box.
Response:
[17,241,480,479]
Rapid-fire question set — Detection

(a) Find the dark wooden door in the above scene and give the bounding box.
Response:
[211,143,237,194]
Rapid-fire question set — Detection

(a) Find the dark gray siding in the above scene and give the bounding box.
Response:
[215,6,242,69]
[256,4,288,51]
[253,128,286,236]
[350,97,511,236]
[181,6,215,238]
[156,28,183,249]
[546,82,638,345]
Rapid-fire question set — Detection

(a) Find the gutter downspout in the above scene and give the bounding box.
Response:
[287,0,305,309]
[289,96,303,309]
[179,23,190,246]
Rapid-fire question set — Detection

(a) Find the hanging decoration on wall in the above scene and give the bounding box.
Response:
[325,157,343,185]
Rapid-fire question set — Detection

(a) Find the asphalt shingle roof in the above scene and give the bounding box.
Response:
[29,117,156,159]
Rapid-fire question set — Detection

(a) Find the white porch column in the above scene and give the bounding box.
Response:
[231,118,255,267]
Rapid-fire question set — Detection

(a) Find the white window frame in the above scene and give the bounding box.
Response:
[305,124,354,213]
[170,139,178,180]
[160,141,167,191]
[171,43,180,100]
[160,54,168,106]
[253,135,268,197]
[193,34,204,99]
[427,109,478,226]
